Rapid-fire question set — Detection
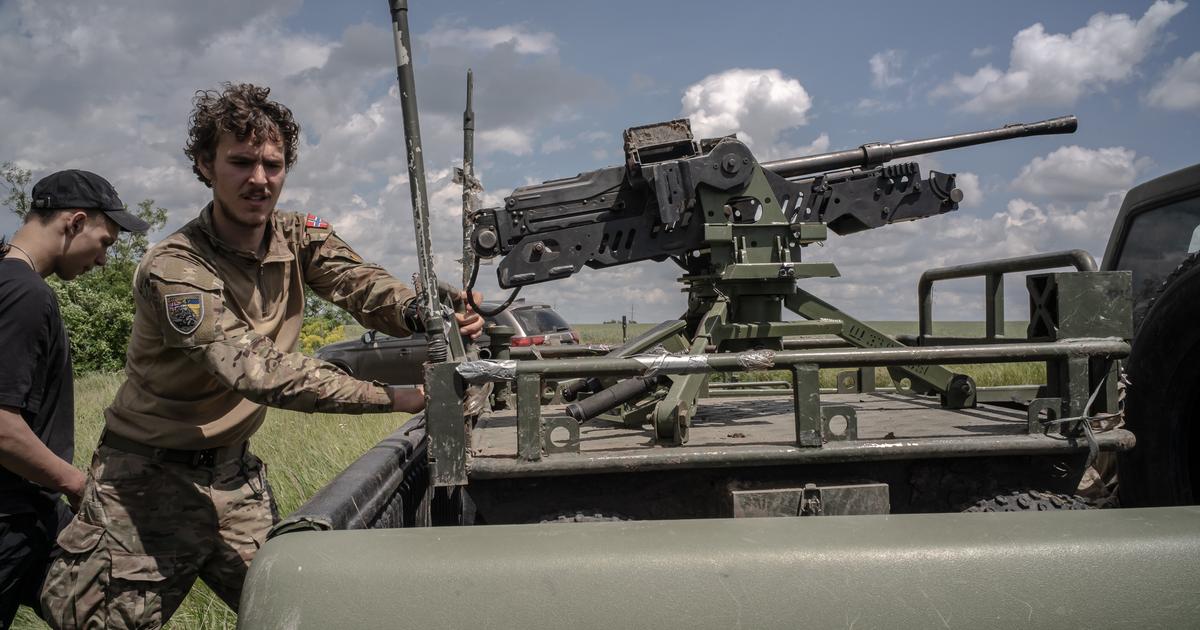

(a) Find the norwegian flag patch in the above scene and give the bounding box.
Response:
[305,214,329,229]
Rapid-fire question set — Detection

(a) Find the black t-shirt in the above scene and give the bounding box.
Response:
[0,257,74,516]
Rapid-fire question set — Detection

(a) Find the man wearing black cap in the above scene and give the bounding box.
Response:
[0,169,148,627]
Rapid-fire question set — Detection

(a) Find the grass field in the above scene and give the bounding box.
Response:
[15,321,1042,628]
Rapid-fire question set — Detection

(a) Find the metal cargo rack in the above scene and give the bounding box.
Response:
[425,251,1133,501]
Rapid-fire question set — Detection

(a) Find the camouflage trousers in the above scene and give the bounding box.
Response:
[39,443,279,629]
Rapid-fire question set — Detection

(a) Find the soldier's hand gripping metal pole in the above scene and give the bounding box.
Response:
[389,0,450,361]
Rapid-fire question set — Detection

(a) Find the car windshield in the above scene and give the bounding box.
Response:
[1115,194,1200,313]
[512,306,570,334]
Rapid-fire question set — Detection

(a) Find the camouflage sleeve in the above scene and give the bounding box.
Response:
[298,216,419,337]
[140,254,394,414]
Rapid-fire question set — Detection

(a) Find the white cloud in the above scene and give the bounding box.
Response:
[1146,51,1200,111]
[934,1,1187,113]
[541,135,570,153]
[1011,145,1144,201]
[579,131,610,144]
[479,126,535,156]
[804,189,1125,320]
[680,68,825,160]
[869,50,904,90]
[970,46,993,59]
[855,97,901,113]
[956,172,983,208]
[423,24,558,56]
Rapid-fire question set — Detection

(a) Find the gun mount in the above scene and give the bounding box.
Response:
[466,116,1079,443]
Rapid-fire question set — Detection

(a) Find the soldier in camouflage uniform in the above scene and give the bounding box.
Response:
[39,83,484,629]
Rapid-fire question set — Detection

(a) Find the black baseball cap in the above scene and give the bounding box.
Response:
[30,169,150,233]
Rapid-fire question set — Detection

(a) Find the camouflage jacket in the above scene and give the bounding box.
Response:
[104,205,416,449]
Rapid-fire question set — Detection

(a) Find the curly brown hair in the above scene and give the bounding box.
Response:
[184,83,300,187]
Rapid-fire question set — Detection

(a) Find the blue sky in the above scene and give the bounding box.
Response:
[2,0,1198,323]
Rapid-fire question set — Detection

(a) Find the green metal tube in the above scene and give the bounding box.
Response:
[241,506,1200,630]
[483,339,1129,379]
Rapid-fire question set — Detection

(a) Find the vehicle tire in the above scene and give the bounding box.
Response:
[1119,252,1200,507]
[963,490,1096,512]
[538,510,628,523]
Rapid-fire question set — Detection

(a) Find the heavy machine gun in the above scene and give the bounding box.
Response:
[468,116,1078,443]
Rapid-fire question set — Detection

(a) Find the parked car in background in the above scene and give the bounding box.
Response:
[314,300,578,385]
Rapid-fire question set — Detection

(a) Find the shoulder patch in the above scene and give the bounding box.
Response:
[164,292,204,335]
[305,214,330,229]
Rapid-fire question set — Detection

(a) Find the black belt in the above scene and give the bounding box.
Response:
[99,430,246,467]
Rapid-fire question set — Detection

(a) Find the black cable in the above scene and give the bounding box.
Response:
[466,255,521,317]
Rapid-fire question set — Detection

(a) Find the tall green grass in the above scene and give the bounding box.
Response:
[13,373,409,630]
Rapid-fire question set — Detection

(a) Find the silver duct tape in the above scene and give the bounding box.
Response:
[737,350,777,371]
[457,359,518,383]
[463,382,495,416]
[632,353,710,377]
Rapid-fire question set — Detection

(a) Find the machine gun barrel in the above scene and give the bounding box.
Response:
[762,116,1077,179]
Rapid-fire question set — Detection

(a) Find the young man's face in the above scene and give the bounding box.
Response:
[202,131,287,229]
[57,212,118,280]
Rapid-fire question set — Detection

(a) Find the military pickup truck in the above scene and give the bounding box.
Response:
[237,149,1200,628]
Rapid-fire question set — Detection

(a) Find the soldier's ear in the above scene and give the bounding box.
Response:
[64,211,89,236]
[197,159,214,183]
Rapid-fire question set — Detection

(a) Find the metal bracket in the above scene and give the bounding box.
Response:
[542,416,580,454]
[1027,397,1062,435]
[426,362,468,487]
[800,484,823,516]
[836,368,876,393]
[821,404,858,441]
[792,364,822,447]
[516,374,543,461]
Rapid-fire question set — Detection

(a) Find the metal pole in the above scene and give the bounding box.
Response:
[388,0,446,359]
[470,339,1131,379]
[461,69,477,294]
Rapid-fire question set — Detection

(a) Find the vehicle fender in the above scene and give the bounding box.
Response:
[240,506,1200,629]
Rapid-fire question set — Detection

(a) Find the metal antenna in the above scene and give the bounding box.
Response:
[461,69,477,295]
[388,0,447,361]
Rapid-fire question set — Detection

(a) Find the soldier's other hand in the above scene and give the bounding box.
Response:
[389,385,426,413]
[456,290,485,339]
[63,469,86,512]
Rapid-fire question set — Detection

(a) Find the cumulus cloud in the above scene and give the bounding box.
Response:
[805,189,1126,320]
[541,135,570,153]
[870,50,905,90]
[955,172,984,208]
[1146,51,1200,111]
[479,126,535,156]
[855,97,901,114]
[1011,145,1145,201]
[934,1,1186,113]
[0,0,612,310]
[680,68,828,161]
[423,24,558,56]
